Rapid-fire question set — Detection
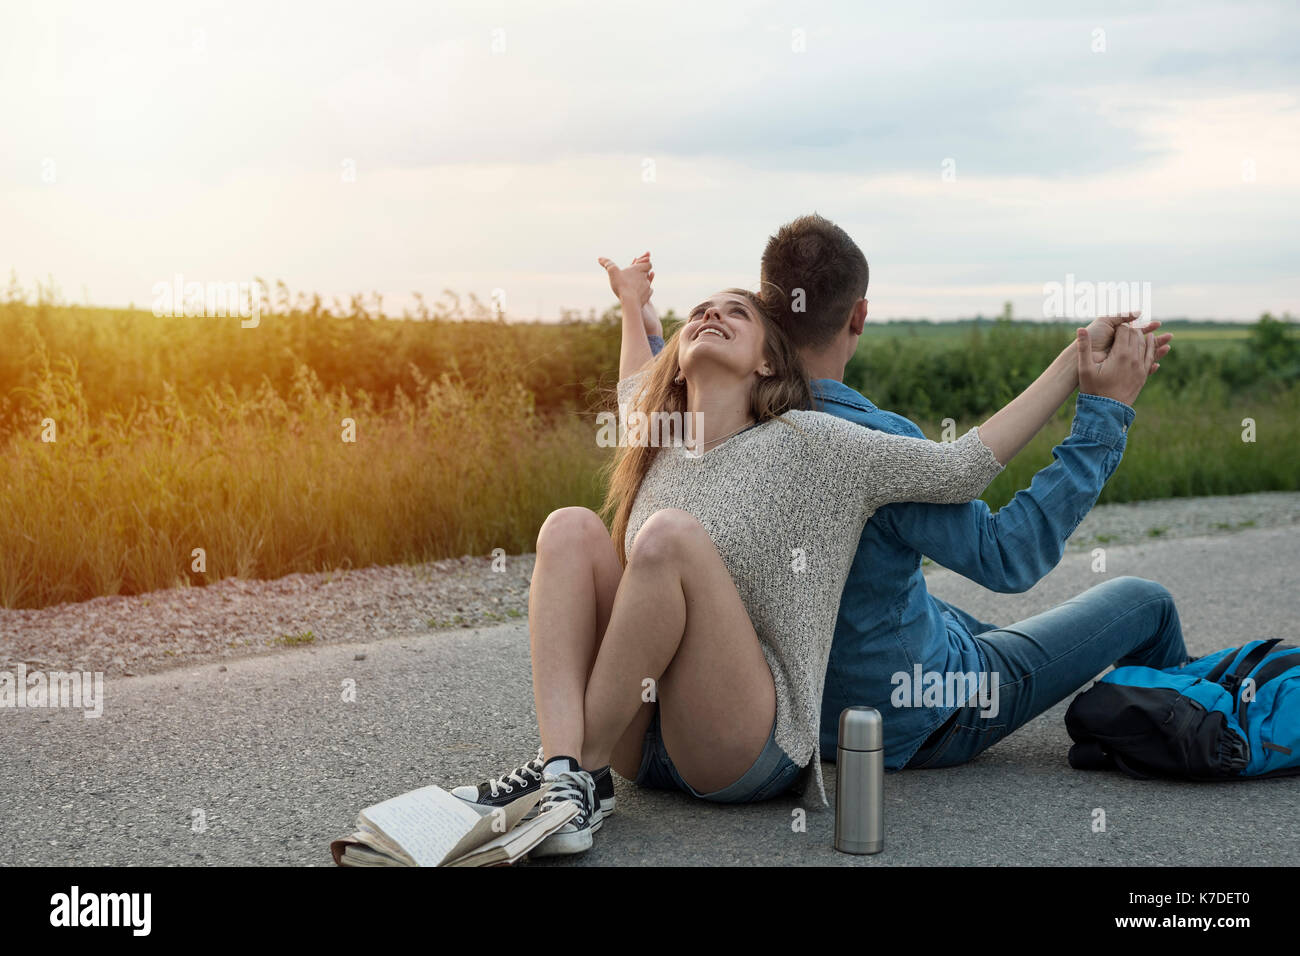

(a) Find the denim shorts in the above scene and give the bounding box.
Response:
[633,705,804,803]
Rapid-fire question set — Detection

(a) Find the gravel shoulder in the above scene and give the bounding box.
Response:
[3,491,1298,679]
[1065,490,1300,551]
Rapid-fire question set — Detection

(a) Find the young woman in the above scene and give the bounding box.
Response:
[452,253,1158,857]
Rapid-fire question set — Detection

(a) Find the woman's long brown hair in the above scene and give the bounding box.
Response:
[601,288,812,564]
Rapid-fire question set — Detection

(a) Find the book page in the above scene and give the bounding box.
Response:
[359,785,483,867]
[448,799,579,867]
[442,784,549,864]
[341,844,399,867]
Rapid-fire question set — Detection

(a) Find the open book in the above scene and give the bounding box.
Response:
[330,783,576,867]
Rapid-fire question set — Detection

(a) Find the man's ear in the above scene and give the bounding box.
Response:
[849,298,868,336]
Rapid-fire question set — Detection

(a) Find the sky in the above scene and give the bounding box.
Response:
[2,0,1298,321]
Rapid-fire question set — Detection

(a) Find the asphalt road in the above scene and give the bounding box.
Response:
[2,525,1297,866]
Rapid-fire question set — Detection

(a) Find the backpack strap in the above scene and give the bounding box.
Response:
[1219,639,1284,712]
[1205,648,1245,684]
[1237,645,1299,728]
[1111,752,1158,780]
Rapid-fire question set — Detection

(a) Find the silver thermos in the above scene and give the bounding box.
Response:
[834,706,883,854]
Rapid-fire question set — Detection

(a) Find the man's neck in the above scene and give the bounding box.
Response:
[799,346,846,384]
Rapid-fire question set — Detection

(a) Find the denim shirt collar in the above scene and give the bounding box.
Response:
[810,378,876,413]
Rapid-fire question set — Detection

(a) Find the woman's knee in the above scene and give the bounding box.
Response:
[536,506,607,555]
[627,508,705,569]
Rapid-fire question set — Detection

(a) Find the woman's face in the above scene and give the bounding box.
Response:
[678,292,772,381]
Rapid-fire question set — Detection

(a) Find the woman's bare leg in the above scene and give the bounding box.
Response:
[529,507,651,766]
[581,509,776,794]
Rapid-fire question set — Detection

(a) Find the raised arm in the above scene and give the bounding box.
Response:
[598,254,656,380]
[976,317,1165,464]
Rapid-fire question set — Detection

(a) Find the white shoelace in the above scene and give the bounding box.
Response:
[539,770,593,822]
[485,747,545,798]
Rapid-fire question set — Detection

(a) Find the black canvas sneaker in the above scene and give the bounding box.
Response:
[529,758,603,858]
[592,764,616,816]
[451,747,617,819]
[450,746,546,814]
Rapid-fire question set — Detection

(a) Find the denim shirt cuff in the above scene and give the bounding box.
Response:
[1071,393,1135,452]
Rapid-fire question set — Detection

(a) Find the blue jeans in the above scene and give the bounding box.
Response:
[906,576,1190,768]
[634,705,804,802]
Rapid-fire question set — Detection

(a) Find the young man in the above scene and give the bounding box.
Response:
[756,213,1186,772]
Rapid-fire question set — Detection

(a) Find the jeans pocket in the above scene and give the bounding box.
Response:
[927,721,1007,768]
[908,720,959,769]
[910,716,1008,769]
[908,734,953,769]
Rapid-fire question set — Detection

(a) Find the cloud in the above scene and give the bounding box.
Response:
[0,0,1296,318]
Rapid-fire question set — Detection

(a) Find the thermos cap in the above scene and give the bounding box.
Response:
[838,706,883,752]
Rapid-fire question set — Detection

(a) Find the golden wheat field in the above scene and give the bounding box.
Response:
[0,288,614,609]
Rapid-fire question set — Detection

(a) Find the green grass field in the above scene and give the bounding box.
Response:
[1,283,1295,609]
[859,318,1270,351]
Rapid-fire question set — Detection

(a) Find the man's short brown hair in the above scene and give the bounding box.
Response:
[760,213,869,351]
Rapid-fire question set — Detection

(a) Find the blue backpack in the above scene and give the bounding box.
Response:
[1064,638,1300,780]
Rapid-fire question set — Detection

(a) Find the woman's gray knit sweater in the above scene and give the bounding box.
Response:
[618,374,1005,806]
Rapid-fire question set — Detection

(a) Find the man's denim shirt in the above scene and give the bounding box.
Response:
[642,336,1134,767]
[810,378,1135,767]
